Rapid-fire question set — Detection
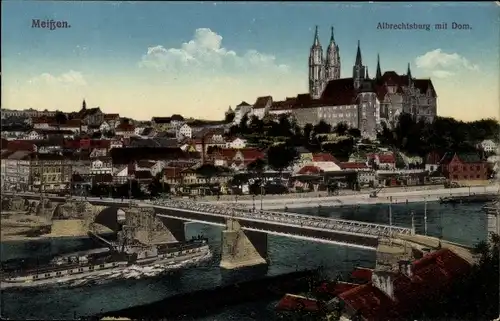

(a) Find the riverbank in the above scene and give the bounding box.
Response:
[206,185,499,210]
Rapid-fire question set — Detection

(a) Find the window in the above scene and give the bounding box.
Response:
[476,165,480,171]
[89,266,94,270]
[44,273,50,277]
[56,271,61,276]
[99,264,105,268]
[78,268,83,272]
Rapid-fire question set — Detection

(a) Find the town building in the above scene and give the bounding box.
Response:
[440,152,488,182]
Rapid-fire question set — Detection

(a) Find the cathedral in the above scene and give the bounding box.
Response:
[230,26,438,140]
[305,26,437,137]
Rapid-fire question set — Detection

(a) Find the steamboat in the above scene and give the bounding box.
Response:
[1,207,212,289]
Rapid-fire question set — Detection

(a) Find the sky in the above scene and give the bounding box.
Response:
[1,1,499,122]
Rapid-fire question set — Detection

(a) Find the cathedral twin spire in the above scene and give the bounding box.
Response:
[309,26,341,99]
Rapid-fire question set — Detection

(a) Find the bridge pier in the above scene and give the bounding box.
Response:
[220,218,268,270]
[158,217,186,242]
[375,238,414,271]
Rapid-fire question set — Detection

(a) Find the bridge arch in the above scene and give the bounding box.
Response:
[94,206,125,232]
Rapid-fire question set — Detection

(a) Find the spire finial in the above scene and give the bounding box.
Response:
[376,53,382,79]
[330,26,335,42]
[313,25,320,46]
[355,40,362,65]
[407,62,412,79]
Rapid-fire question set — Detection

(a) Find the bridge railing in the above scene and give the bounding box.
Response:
[150,199,412,238]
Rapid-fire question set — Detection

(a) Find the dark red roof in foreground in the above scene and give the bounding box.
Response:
[339,249,472,321]
[275,294,320,312]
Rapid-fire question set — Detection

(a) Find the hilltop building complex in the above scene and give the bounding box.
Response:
[232,27,438,139]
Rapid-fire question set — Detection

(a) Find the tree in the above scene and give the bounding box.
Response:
[247,158,266,174]
[266,144,298,174]
[313,120,332,135]
[303,123,314,145]
[333,122,349,136]
[148,176,170,197]
[347,127,361,138]
[54,111,67,125]
[322,138,355,162]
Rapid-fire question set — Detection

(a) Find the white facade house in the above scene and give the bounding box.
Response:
[134,126,146,136]
[227,138,247,149]
[90,158,113,175]
[480,139,497,153]
[233,102,252,125]
[23,130,44,140]
[177,124,193,139]
[109,139,123,149]
[99,121,112,133]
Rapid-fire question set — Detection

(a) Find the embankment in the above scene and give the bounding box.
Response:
[208,185,499,210]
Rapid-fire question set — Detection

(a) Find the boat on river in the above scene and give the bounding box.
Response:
[1,208,212,290]
[0,236,210,290]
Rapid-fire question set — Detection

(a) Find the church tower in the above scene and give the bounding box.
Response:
[352,40,366,90]
[309,26,325,99]
[325,26,341,82]
[376,54,382,80]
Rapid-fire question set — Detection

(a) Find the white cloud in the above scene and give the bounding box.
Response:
[415,49,479,78]
[29,70,87,86]
[139,28,288,74]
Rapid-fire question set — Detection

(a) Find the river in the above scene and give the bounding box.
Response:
[0,201,488,320]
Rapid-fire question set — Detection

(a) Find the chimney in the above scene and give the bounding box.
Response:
[371,270,397,301]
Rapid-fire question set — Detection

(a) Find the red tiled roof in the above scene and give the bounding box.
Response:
[340,249,471,321]
[350,267,373,282]
[297,165,322,175]
[339,283,396,321]
[236,101,251,107]
[6,140,36,152]
[104,113,120,120]
[275,294,320,312]
[316,281,359,297]
[312,153,338,162]
[253,96,273,109]
[213,148,264,161]
[321,78,357,106]
[116,123,135,132]
[367,153,396,164]
[340,162,369,170]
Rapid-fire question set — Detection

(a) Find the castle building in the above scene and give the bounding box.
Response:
[234,27,438,139]
[304,26,437,137]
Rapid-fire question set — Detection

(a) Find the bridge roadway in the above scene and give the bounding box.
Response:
[4,193,413,250]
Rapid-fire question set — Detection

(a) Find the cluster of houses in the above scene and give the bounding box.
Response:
[1,103,497,195]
